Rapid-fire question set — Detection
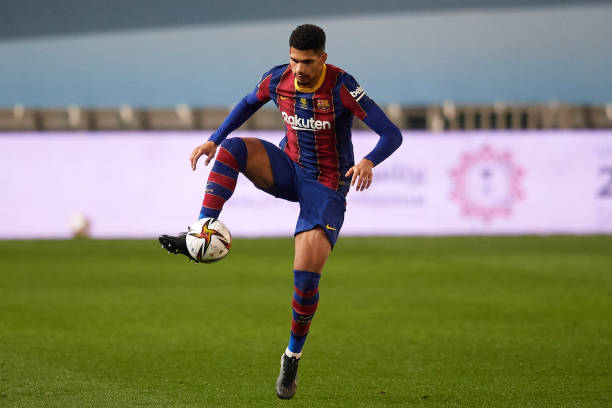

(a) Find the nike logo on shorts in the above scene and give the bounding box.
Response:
[326,224,336,231]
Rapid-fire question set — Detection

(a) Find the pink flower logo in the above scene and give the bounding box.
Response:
[450,145,525,222]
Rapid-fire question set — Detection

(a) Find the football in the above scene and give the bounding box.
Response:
[185,218,232,263]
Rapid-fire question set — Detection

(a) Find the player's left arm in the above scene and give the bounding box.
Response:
[340,74,403,191]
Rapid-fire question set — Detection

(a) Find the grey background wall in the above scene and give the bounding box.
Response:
[1,1,611,107]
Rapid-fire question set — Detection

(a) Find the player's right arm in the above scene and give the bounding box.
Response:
[190,140,218,170]
[190,70,274,170]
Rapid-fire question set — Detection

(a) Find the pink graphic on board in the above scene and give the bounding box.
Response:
[450,145,525,222]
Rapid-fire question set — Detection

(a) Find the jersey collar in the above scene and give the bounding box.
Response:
[294,64,327,93]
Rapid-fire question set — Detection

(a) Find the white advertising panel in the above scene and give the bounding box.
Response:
[1,131,611,238]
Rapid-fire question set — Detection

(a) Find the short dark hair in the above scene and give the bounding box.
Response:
[289,24,326,53]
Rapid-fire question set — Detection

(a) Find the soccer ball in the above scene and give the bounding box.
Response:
[185,218,232,263]
[69,213,91,238]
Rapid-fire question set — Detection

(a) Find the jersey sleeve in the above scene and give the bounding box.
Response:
[338,73,373,120]
[253,69,273,103]
[361,104,403,166]
[208,69,272,145]
[338,72,402,166]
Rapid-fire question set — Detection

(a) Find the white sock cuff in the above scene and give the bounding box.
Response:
[285,347,302,359]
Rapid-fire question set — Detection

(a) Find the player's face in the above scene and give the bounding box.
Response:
[290,47,327,88]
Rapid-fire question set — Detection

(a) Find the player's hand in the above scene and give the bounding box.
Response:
[345,158,374,191]
[190,141,218,171]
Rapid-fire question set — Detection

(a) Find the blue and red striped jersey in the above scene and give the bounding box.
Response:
[253,63,378,195]
[209,63,402,196]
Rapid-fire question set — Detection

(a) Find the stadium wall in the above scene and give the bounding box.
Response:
[0,4,611,107]
[1,131,611,239]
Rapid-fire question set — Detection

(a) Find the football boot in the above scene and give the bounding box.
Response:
[276,353,299,399]
[158,232,197,262]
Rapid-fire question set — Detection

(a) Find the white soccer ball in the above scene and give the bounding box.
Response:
[69,213,91,238]
[185,218,232,263]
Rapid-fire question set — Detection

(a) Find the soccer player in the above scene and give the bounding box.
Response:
[159,24,402,399]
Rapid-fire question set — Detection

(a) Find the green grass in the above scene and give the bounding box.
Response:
[1,236,611,407]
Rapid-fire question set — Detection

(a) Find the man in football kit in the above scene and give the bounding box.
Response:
[159,24,402,399]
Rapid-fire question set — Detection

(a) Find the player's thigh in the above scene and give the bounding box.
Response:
[243,138,299,201]
[294,227,331,274]
[241,138,275,190]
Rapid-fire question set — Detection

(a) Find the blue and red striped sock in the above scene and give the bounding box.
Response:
[287,270,321,356]
[199,138,247,219]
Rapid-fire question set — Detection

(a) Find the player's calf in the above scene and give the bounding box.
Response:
[288,270,321,355]
[199,138,247,219]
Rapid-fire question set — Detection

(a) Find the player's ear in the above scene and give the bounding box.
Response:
[321,51,327,63]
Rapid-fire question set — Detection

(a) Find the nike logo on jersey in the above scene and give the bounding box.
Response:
[325,224,336,231]
[281,112,331,131]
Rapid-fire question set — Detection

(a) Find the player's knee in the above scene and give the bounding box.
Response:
[220,137,247,155]
[219,138,248,172]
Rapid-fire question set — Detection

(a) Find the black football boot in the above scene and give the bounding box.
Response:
[275,353,300,399]
[158,232,197,262]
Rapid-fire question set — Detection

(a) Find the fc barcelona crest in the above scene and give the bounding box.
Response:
[316,99,331,112]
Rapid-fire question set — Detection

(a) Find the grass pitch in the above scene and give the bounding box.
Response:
[1,236,611,407]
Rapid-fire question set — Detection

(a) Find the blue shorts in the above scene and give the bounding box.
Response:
[257,139,346,248]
